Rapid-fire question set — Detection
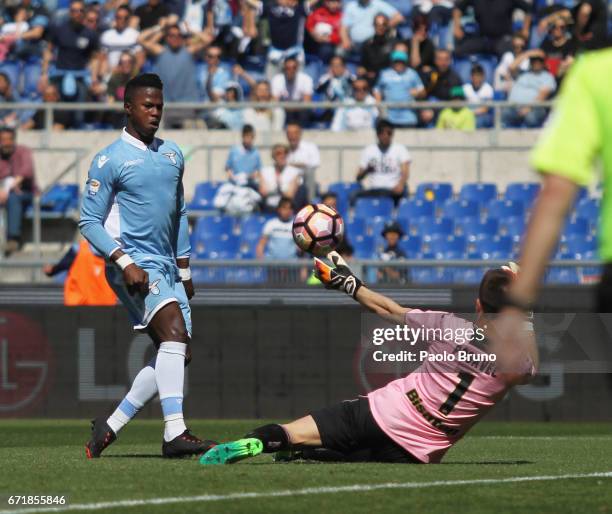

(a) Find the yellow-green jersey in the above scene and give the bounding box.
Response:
[530,47,612,260]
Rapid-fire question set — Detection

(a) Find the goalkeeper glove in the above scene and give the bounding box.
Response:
[313,251,363,299]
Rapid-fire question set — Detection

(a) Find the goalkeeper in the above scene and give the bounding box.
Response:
[201,253,537,465]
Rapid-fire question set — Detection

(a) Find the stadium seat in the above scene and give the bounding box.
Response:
[410,267,453,284]
[328,182,361,202]
[562,217,589,238]
[575,198,600,220]
[40,184,79,212]
[353,234,376,258]
[354,197,394,219]
[411,217,454,238]
[473,235,513,257]
[414,182,453,204]
[498,216,526,242]
[563,234,597,255]
[456,217,498,241]
[441,199,480,219]
[239,215,267,243]
[504,182,540,207]
[546,252,580,284]
[199,234,241,255]
[366,216,388,239]
[194,215,235,238]
[347,217,367,238]
[428,235,467,257]
[397,198,435,219]
[188,182,220,211]
[459,183,498,205]
[399,235,422,257]
[486,199,525,219]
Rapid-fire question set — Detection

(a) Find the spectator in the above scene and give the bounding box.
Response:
[0,6,30,63]
[203,0,240,58]
[138,22,210,125]
[341,0,403,58]
[539,16,576,80]
[21,83,74,130]
[353,118,410,204]
[494,32,528,93]
[331,77,378,131]
[199,45,231,102]
[0,127,37,256]
[435,86,475,131]
[103,51,137,127]
[420,48,462,126]
[360,14,397,84]
[41,0,102,118]
[256,196,297,259]
[210,83,245,130]
[271,56,313,125]
[134,0,177,30]
[224,124,262,187]
[320,191,338,211]
[316,55,354,102]
[0,73,20,128]
[43,239,117,306]
[462,64,493,128]
[305,0,342,64]
[100,5,143,72]
[259,144,304,212]
[258,0,316,80]
[406,13,435,71]
[373,44,425,128]
[572,0,608,50]
[413,0,454,31]
[453,0,532,57]
[377,220,407,284]
[83,5,102,35]
[242,80,286,132]
[503,50,556,128]
[286,121,320,199]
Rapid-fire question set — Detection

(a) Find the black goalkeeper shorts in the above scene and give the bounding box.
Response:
[310,397,421,464]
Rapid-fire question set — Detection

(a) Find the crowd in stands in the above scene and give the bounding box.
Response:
[0,0,610,131]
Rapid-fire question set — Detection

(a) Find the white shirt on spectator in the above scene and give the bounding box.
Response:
[287,140,320,178]
[260,164,302,194]
[101,27,140,69]
[331,95,378,131]
[462,82,494,103]
[359,143,411,190]
[271,71,313,101]
[243,107,286,133]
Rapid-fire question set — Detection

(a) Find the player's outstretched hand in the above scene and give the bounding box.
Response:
[313,251,363,299]
[124,264,149,296]
[183,278,195,300]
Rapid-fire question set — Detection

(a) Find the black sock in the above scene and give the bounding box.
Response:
[246,424,290,453]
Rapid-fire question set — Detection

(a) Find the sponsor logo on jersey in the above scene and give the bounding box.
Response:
[88,178,101,196]
[163,151,177,165]
[97,155,109,168]
[123,159,144,169]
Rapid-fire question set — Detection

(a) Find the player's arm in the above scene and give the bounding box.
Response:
[176,168,194,299]
[79,156,148,294]
[314,252,411,324]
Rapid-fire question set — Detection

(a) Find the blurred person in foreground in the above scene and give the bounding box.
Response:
[505,45,612,314]
[201,258,537,465]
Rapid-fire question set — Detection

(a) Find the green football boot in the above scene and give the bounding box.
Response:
[199,438,263,465]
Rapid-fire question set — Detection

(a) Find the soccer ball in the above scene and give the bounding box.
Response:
[292,203,344,257]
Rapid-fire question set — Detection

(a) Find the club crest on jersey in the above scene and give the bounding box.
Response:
[97,155,109,168]
[149,279,161,296]
[87,178,100,196]
[163,151,177,165]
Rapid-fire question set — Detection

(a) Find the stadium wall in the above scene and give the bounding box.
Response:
[24,129,542,197]
[2,285,610,421]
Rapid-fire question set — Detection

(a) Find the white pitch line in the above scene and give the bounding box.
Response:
[2,471,611,514]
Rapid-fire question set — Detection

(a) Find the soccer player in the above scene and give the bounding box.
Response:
[201,253,537,465]
[80,73,215,459]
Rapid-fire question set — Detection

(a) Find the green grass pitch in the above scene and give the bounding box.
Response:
[0,420,611,514]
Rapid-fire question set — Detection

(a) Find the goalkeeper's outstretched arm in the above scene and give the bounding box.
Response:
[314,251,411,324]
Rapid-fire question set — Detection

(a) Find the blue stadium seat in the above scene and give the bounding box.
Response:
[328,182,361,201]
[239,215,267,243]
[564,234,597,255]
[546,265,580,285]
[498,216,526,242]
[366,216,388,238]
[411,267,454,284]
[397,198,435,219]
[346,217,367,238]
[459,183,498,205]
[473,235,513,257]
[399,236,422,256]
[40,184,79,212]
[411,217,454,238]
[441,198,480,219]
[354,197,395,219]
[575,198,600,220]
[562,217,589,238]
[428,235,467,257]
[456,217,498,241]
[414,182,453,204]
[353,234,375,258]
[504,182,540,207]
[188,182,220,211]
[487,199,525,219]
[198,234,240,255]
[194,215,234,238]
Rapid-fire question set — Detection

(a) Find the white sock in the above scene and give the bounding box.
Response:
[107,360,158,434]
[156,341,188,442]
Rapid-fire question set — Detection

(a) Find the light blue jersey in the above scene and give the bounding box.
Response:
[375,67,424,126]
[79,128,192,334]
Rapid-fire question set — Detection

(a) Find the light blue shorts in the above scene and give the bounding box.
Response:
[106,264,192,337]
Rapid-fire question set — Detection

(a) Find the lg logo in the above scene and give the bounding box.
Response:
[0,312,53,416]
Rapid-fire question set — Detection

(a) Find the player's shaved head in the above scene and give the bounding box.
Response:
[124,73,163,106]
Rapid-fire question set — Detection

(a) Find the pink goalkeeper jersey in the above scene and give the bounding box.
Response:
[368,309,535,463]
